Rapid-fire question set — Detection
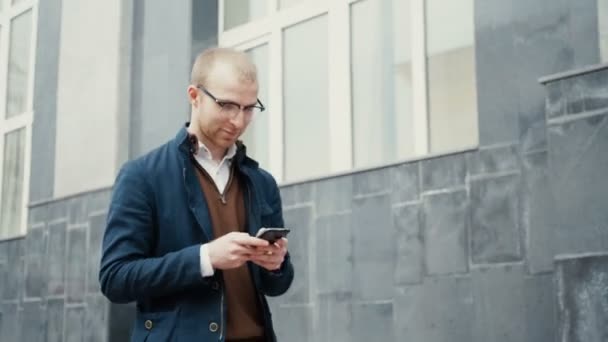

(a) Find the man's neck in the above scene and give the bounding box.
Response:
[187,127,226,162]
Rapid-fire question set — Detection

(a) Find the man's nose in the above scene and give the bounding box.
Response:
[230,112,247,129]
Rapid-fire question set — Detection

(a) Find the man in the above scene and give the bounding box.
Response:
[99,47,293,342]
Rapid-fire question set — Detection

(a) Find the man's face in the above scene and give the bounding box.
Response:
[190,61,259,150]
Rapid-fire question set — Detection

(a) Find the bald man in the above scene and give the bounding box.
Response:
[100,47,293,342]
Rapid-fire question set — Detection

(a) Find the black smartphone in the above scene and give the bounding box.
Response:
[255,227,290,243]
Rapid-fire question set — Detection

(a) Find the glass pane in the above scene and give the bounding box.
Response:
[600,0,608,62]
[224,0,267,30]
[426,0,478,153]
[6,9,33,119]
[279,0,307,10]
[351,0,413,168]
[241,44,270,169]
[284,15,329,180]
[0,128,26,237]
[12,0,25,5]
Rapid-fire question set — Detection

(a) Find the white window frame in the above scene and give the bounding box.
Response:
[0,0,38,240]
[219,0,474,183]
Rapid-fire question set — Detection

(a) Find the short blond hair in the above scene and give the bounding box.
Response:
[190,47,257,86]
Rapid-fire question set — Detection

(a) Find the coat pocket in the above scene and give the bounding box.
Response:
[132,307,181,342]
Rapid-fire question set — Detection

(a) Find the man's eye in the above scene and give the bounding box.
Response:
[220,102,238,110]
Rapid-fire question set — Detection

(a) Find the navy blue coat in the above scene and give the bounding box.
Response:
[99,126,294,341]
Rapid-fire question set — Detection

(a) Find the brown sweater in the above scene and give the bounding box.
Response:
[193,161,265,341]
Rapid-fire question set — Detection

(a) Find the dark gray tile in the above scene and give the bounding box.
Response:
[280,183,315,207]
[556,254,608,342]
[88,214,106,294]
[421,154,466,192]
[548,114,608,255]
[0,241,7,262]
[353,168,390,196]
[563,76,587,116]
[88,190,111,214]
[317,294,352,342]
[352,302,394,342]
[471,174,522,264]
[6,238,25,262]
[46,299,64,342]
[581,69,608,113]
[282,206,313,304]
[314,175,353,217]
[423,191,468,275]
[522,152,557,273]
[393,204,423,285]
[21,301,46,342]
[84,295,108,342]
[472,264,526,342]
[467,144,520,176]
[395,277,473,342]
[0,263,5,300]
[316,214,352,295]
[546,80,566,119]
[68,197,89,226]
[28,205,48,227]
[4,257,24,301]
[67,228,86,303]
[559,71,608,118]
[352,194,395,301]
[47,221,67,296]
[64,306,85,342]
[390,162,419,204]
[272,306,312,342]
[0,303,21,342]
[524,274,556,342]
[25,227,47,299]
[47,200,68,222]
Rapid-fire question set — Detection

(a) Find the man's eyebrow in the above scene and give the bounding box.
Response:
[217,98,258,108]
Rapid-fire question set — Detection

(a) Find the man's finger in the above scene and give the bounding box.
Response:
[233,234,270,247]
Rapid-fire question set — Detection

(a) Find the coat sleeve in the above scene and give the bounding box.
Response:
[99,161,206,304]
[258,173,294,297]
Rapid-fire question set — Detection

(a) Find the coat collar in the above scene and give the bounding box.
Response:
[173,123,259,169]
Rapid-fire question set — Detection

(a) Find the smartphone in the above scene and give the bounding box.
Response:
[256,227,290,243]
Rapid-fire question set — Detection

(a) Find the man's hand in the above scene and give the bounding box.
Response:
[249,238,288,271]
[207,232,269,270]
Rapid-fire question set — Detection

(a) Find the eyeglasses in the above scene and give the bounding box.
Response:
[196,85,265,121]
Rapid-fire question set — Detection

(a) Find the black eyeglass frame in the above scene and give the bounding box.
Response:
[196,85,266,113]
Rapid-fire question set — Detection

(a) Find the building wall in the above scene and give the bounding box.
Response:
[0,0,606,341]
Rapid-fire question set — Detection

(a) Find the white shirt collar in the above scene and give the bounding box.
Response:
[196,142,237,164]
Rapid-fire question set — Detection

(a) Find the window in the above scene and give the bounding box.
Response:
[219,0,478,182]
[0,0,36,239]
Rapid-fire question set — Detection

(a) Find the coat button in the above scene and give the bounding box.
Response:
[211,281,220,290]
[209,322,219,332]
[144,320,153,330]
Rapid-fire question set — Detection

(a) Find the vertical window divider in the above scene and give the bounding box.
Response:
[328,0,352,173]
[412,0,430,156]
[268,25,284,181]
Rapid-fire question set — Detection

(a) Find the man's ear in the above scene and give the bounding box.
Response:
[187,86,199,106]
